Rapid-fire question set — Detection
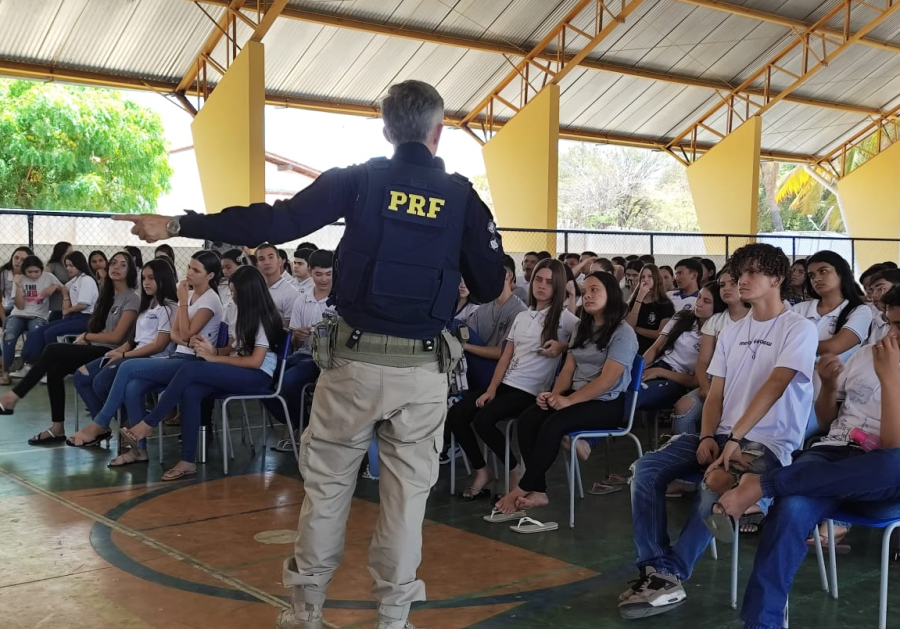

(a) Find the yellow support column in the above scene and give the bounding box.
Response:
[482,86,559,254]
[686,118,762,257]
[191,41,266,215]
[837,141,900,272]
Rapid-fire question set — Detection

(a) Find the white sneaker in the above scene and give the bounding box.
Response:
[10,365,30,379]
[275,603,323,629]
[375,621,428,629]
[40,375,47,385]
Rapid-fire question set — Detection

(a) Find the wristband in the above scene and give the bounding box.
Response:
[699,435,716,444]
[726,432,742,445]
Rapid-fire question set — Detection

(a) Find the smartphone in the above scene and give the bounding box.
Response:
[99,357,111,368]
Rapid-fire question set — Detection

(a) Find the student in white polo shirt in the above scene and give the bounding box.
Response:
[447,259,578,500]
[265,250,335,449]
[255,243,300,323]
[667,258,702,312]
[865,269,900,344]
[791,250,871,437]
[618,243,817,620]
[292,247,315,294]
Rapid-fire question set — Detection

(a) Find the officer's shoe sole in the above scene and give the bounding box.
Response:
[618,597,686,620]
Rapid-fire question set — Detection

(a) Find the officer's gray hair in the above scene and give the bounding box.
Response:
[380,81,444,146]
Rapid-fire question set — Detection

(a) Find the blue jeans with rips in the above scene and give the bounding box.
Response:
[742,446,900,629]
[630,433,781,581]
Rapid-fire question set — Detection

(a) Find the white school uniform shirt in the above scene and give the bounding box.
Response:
[791,299,871,363]
[288,289,336,355]
[67,273,100,315]
[133,303,176,357]
[815,345,884,448]
[175,289,224,356]
[667,289,698,312]
[707,310,818,465]
[502,307,579,396]
[294,277,314,294]
[658,317,701,375]
[867,302,889,345]
[701,310,748,338]
[268,276,300,320]
[231,323,277,376]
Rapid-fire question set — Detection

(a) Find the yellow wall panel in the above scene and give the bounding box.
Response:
[686,118,762,256]
[191,41,266,215]
[837,141,900,271]
[482,86,559,253]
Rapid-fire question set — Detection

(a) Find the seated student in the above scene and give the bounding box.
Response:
[668,258,702,311]
[77,251,224,439]
[266,249,335,450]
[440,255,527,464]
[698,258,716,284]
[154,243,176,264]
[0,252,141,445]
[713,290,900,629]
[125,246,144,269]
[623,260,643,301]
[563,265,580,314]
[625,264,675,355]
[292,247,315,293]
[659,265,676,293]
[65,259,178,451]
[89,250,108,283]
[218,248,245,311]
[860,262,888,303]
[278,248,293,282]
[637,281,725,413]
[792,250,871,436]
[669,267,750,436]
[0,256,64,384]
[447,258,578,499]
[46,241,73,322]
[454,278,480,322]
[514,251,539,302]
[119,265,283,480]
[867,269,900,344]
[617,243,817,620]
[255,243,299,323]
[0,246,34,320]
[494,272,638,515]
[13,251,99,378]
[783,258,808,305]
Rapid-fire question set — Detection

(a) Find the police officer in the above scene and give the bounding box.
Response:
[117,80,506,629]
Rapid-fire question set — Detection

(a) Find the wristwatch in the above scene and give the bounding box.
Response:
[166,216,182,237]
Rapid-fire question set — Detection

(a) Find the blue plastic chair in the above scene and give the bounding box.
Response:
[815,511,900,628]
[565,355,645,528]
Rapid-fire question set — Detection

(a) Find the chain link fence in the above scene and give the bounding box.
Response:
[1,209,897,277]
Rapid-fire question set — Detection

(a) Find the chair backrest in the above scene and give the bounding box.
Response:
[271,328,293,394]
[216,322,229,348]
[622,355,645,430]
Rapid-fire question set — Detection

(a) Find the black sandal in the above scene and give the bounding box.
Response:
[107,450,149,468]
[459,487,491,501]
[65,432,112,448]
[28,429,66,445]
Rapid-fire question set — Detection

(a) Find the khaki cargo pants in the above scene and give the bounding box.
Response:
[282,355,448,624]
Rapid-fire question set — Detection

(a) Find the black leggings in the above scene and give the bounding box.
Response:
[446,383,535,471]
[13,343,108,425]
[516,395,626,493]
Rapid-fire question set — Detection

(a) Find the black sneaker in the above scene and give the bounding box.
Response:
[618,567,686,619]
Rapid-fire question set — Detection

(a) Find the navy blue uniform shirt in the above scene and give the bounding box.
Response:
[179,142,506,314]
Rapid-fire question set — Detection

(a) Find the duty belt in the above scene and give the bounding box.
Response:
[333,319,440,368]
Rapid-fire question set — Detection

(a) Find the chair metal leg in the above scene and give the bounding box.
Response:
[449,434,456,496]
[504,420,514,495]
[240,400,254,453]
[709,538,718,560]
[783,597,789,628]
[731,518,740,609]
[279,397,298,462]
[826,519,839,599]
[222,400,230,475]
[574,455,584,499]
[813,525,829,592]
[569,444,576,529]
[879,524,899,629]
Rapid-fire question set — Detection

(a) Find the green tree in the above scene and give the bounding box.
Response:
[0,79,172,213]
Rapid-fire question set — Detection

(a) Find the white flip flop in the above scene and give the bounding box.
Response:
[483,508,526,523]
[510,516,559,534]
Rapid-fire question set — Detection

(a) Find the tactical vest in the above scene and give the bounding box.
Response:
[332,157,469,340]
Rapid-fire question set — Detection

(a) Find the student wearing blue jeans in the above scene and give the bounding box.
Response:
[714,298,900,629]
[120,266,283,480]
[618,243,818,620]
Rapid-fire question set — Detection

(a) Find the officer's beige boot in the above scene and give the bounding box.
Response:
[275,602,324,629]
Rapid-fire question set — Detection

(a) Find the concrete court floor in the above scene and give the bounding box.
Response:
[0,385,895,629]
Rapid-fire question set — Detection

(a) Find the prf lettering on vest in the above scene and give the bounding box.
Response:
[387,190,445,219]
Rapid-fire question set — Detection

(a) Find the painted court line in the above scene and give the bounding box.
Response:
[0,467,299,615]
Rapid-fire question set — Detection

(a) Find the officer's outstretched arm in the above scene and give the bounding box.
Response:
[460,195,505,304]
[178,168,357,246]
